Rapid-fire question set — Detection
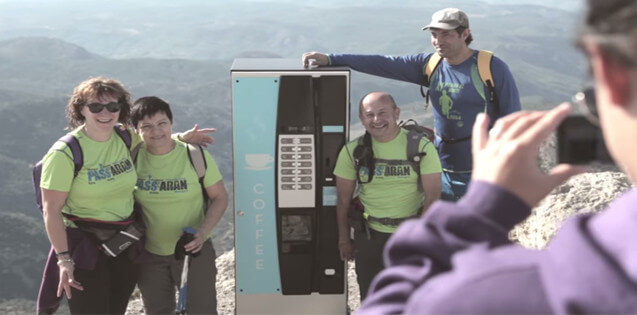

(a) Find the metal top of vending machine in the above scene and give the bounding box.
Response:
[231,58,350,72]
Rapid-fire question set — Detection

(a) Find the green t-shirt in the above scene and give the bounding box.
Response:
[333,128,442,233]
[134,141,223,255]
[40,126,141,223]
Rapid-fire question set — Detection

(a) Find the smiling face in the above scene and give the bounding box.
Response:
[430,28,469,60]
[136,111,174,152]
[359,92,401,142]
[80,94,121,134]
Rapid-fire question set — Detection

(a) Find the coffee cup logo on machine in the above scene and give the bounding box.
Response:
[245,153,274,170]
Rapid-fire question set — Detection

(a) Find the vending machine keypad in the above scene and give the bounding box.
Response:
[278,134,315,207]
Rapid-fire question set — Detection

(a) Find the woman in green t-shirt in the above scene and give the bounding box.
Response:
[131,96,228,314]
[38,77,215,314]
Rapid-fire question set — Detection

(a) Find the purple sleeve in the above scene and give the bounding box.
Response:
[329,53,430,85]
[359,180,531,314]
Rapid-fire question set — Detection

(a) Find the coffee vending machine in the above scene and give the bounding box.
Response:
[231,59,350,314]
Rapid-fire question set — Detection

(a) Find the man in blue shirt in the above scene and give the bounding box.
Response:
[303,7,521,201]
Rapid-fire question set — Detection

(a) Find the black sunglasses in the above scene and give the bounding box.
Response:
[86,102,122,113]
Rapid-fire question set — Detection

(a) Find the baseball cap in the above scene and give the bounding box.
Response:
[422,8,469,30]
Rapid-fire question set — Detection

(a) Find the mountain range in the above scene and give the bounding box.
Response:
[0,0,589,305]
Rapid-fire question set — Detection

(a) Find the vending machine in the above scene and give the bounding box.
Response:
[231,59,350,314]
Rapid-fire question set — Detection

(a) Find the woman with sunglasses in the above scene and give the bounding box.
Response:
[38,77,214,314]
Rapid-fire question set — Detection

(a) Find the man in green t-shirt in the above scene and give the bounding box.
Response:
[333,91,442,301]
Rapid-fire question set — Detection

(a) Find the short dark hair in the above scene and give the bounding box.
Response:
[131,96,173,128]
[455,26,473,45]
[577,0,637,67]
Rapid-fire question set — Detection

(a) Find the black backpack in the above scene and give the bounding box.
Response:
[352,119,434,184]
[32,125,132,212]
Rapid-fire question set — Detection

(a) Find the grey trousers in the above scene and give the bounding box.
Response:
[137,240,218,314]
[354,228,392,301]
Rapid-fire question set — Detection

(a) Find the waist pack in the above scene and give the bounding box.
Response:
[64,208,145,257]
[348,196,420,234]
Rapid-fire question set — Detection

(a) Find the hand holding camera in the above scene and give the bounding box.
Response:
[471,104,584,207]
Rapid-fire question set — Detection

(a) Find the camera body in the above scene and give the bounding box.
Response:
[556,115,613,165]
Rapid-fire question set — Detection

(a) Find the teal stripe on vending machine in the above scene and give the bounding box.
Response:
[232,76,282,294]
[232,59,350,314]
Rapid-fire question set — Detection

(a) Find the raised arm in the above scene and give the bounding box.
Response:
[300,51,429,85]
[176,124,217,147]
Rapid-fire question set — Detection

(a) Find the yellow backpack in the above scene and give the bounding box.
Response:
[421,50,497,110]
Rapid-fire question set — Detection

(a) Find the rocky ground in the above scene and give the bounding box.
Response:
[123,253,362,314]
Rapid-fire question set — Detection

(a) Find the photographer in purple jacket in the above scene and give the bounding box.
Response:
[358,0,637,313]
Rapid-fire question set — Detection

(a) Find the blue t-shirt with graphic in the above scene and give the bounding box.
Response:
[329,50,521,172]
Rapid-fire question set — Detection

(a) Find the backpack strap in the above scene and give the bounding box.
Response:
[130,143,142,163]
[476,50,497,108]
[113,125,132,150]
[422,53,443,109]
[114,125,143,166]
[59,134,83,178]
[186,144,209,206]
[405,128,425,176]
[187,144,207,179]
[399,119,433,177]
[352,132,374,184]
[423,53,442,87]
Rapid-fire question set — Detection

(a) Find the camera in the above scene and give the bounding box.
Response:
[556,87,613,165]
[556,115,613,165]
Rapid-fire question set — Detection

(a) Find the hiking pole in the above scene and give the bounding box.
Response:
[176,227,196,315]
